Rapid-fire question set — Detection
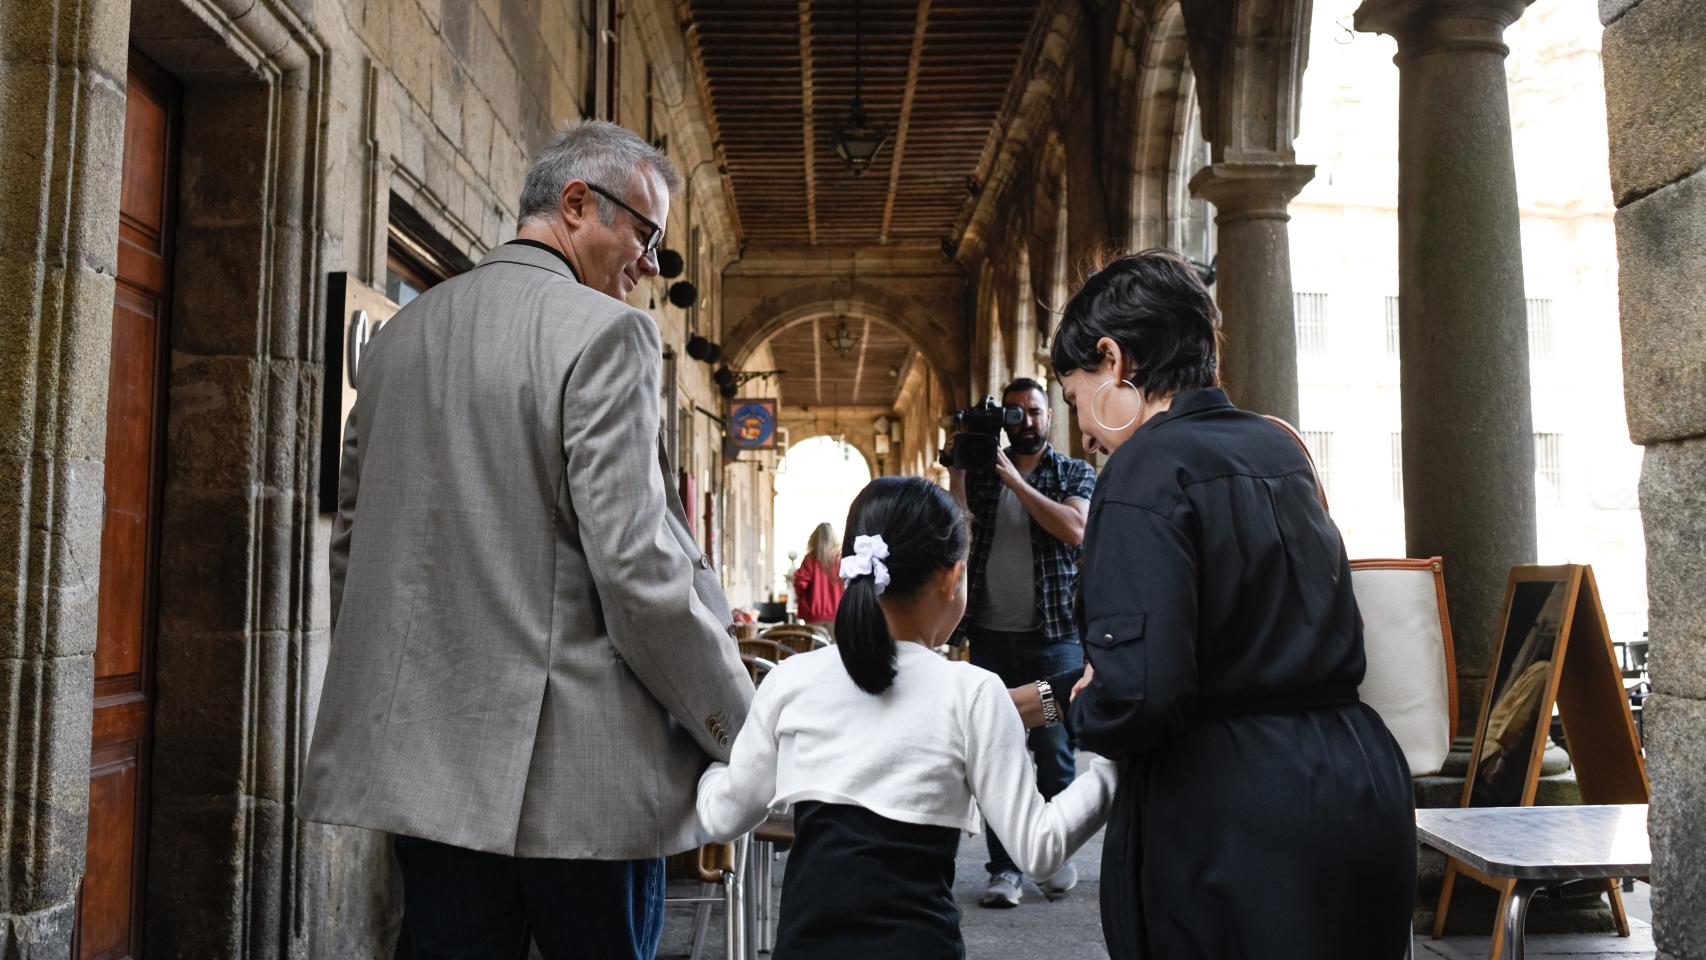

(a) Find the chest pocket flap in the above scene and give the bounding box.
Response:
[1085,613,1146,702]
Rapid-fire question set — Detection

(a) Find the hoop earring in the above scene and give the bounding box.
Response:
[1090,378,1140,432]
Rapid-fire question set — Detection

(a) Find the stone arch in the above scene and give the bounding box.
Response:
[1123,0,1195,249]
[1181,0,1313,163]
[724,277,967,408]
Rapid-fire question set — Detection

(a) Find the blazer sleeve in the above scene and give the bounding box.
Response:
[965,674,1117,879]
[328,400,362,634]
[1068,500,1200,760]
[562,307,754,761]
[696,678,783,841]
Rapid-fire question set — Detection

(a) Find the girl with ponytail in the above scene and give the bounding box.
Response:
[698,477,1116,958]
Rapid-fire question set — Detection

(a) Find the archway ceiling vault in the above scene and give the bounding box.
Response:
[764,314,917,407]
[682,0,1043,248]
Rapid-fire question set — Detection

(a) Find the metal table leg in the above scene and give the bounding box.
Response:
[1503,879,1543,960]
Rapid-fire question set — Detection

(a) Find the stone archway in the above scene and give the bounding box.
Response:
[723,273,969,407]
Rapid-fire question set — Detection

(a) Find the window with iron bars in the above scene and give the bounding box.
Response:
[1295,292,1330,355]
[1527,298,1555,359]
[1535,432,1563,502]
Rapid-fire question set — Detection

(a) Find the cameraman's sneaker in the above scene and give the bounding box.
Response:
[980,870,1023,908]
[1041,861,1078,898]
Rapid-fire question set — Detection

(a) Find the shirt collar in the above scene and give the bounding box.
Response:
[1138,387,1234,433]
[506,238,581,283]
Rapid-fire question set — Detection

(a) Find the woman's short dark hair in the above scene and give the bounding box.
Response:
[835,477,969,695]
[1048,249,1221,396]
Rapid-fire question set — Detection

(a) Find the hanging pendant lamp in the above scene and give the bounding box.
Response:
[833,0,889,176]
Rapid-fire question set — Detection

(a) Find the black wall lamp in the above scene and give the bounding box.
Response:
[668,279,699,309]
[686,334,721,364]
[656,248,685,278]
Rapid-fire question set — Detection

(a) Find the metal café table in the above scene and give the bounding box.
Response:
[1415,804,1650,960]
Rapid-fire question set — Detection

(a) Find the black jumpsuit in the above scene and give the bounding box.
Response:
[1057,387,1416,960]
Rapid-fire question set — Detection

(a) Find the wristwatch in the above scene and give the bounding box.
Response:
[1034,678,1060,727]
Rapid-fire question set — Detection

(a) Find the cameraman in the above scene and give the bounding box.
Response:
[949,377,1097,907]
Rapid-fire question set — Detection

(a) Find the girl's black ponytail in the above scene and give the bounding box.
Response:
[833,477,969,695]
[835,573,895,694]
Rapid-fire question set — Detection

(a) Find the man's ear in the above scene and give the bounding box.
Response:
[559,180,592,229]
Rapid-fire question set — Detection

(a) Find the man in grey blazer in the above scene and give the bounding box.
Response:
[300,121,754,959]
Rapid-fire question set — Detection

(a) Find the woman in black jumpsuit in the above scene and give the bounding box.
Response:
[1031,251,1416,959]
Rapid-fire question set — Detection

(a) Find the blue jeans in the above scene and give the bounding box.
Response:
[968,627,1083,879]
[392,835,664,960]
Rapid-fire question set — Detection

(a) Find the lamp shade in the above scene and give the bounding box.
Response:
[833,100,889,177]
[668,280,699,309]
[656,248,685,279]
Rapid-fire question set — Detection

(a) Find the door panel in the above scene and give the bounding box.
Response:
[77,49,177,960]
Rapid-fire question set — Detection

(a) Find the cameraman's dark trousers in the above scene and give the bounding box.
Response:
[968,626,1082,878]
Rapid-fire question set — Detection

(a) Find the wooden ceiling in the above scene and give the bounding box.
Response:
[684,0,1042,248]
[765,316,917,407]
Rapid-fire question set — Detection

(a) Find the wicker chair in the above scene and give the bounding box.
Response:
[759,624,830,653]
[738,638,793,665]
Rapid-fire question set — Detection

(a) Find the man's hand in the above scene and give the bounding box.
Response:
[991,446,1024,490]
[1071,663,1094,701]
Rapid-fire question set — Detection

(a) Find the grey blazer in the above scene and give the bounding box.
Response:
[299,243,754,859]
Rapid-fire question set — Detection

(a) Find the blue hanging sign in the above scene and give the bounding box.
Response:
[729,398,778,450]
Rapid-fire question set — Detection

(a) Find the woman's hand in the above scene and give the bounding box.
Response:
[1072,664,1094,701]
[1008,682,1046,729]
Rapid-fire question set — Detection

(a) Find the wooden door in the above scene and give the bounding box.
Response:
[75,50,177,960]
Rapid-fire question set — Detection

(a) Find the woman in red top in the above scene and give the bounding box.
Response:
[793,522,845,639]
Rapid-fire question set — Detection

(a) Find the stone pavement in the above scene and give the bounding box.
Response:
[657,829,1654,960]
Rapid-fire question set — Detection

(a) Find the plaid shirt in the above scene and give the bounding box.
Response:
[956,444,1097,645]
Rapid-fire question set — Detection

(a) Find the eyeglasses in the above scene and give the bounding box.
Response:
[586,183,664,258]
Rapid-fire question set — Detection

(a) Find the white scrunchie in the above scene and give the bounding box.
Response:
[839,534,892,596]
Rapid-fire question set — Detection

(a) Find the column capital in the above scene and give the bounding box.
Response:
[1188,162,1316,223]
[1353,0,1534,59]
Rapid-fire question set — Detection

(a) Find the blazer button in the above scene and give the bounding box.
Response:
[717,733,730,748]
[1103,633,1114,643]
[726,623,738,638]
[699,553,712,569]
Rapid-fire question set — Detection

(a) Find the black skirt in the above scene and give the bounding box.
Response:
[773,801,963,959]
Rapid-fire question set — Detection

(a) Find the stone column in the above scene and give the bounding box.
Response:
[1188,161,1315,424]
[1601,0,1706,954]
[0,0,129,955]
[1355,0,1537,741]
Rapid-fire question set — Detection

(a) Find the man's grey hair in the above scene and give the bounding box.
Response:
[517,121,684,225]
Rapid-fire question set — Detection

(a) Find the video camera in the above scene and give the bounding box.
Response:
[937,396,1022,471]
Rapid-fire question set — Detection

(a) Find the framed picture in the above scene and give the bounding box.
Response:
[728,398,778,450]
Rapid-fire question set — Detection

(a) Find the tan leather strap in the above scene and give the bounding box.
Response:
[1263,414,1330,513]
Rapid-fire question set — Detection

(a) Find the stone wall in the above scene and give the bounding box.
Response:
[1601,1,1706,956]
[0,0,764,955]
[0,0,128,952]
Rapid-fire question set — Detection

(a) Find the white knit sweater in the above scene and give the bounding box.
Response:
[696,642,1116,879]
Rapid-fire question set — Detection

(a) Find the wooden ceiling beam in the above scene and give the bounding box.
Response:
[879,0,931,244]
[812,315,824,405]
[798,0,818,245]
[851,317,872,406]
